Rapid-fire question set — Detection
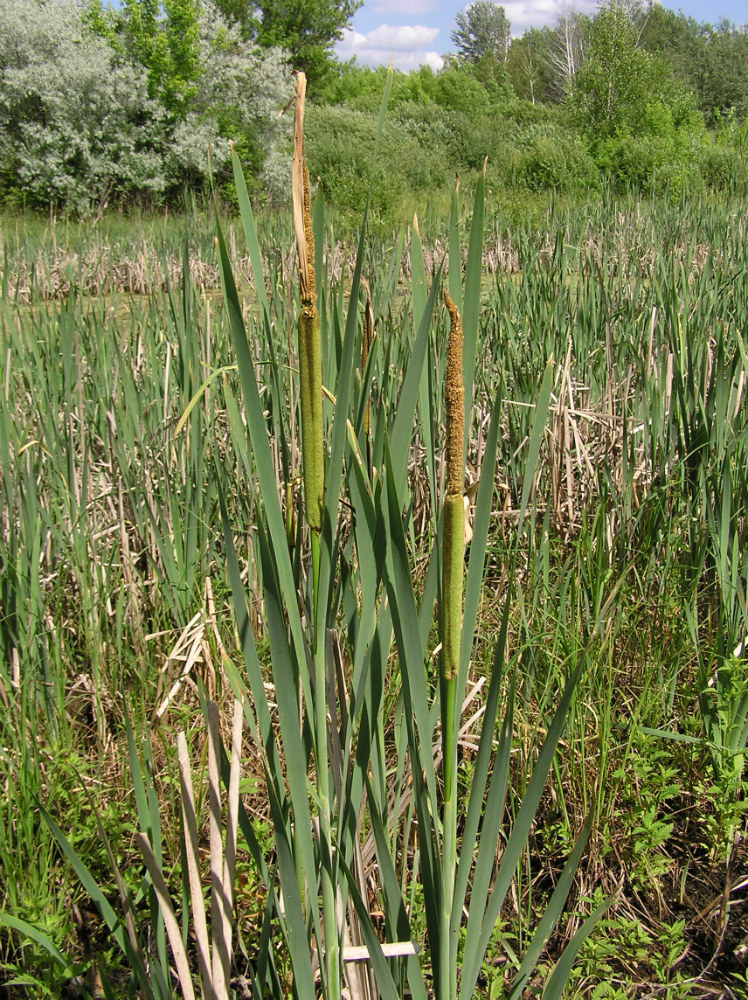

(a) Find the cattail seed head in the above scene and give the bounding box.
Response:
[443,290,464,498]
[302,163,316,308]
[441,291,465,682]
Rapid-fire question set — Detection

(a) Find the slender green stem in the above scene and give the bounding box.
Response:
[310,527,340,1000]
[441,673,458,1000]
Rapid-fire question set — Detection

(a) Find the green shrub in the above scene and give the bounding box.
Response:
[305,104,451,228]
[694,143,748,195]
[514,131,598,192]
[594,134,671,192]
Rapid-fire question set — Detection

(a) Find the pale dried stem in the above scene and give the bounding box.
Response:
[177,730,213,996]
[222,698,244,939]
[137,834,197,1000]
[292,72,315,306]
[208,701,229,996]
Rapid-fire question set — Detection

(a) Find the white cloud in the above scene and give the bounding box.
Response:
[502,0,598,33]
[372,0,439,13]
[336,24,445,70]
[366,23,440,50]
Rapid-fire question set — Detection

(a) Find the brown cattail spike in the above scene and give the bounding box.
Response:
[303,163,315,306]
[443,290,464,498]
[442,291,465,682]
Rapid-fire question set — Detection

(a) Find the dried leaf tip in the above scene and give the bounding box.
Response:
[291,71,315,306]
[444,290,464,499]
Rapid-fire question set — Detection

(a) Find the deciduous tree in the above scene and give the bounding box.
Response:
[546,8,587,101]
[569,1,667,140]
[215,0,361,89]
[451,1,511,65]
[506,28,554,104]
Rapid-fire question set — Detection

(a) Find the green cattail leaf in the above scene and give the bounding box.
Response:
[508,814,594,997]
[364,773,428,1000]
[460,383,502,682]
[412,220,437,524]
[391,264,443,499]
[542,893,615,1000]
[174,364,236,437]
[215,216,309,690]
[452,592,512,938]
[461,165,485,439]
[517,356,554,538]
[411,220,428,326]
[370,66,394,171]
[381,449,441,953]
[317,65,393,619]
[460,660,583,1000]
[219,496,319,999]
[218,489,287,801]
[337,852,402,1000]
[231,147,270,323]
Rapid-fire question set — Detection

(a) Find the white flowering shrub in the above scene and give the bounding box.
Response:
[0,0,292,210]
[0,0,165,211]
[166,2,292,197]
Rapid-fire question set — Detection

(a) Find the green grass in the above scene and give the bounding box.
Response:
[1,182,747,997]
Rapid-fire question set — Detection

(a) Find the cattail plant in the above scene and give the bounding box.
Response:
[292,71,323,536]
[291,70,341,1000]
[439,289,464,1000]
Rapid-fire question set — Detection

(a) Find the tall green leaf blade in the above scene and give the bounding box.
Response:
[452,595,512,936]
[542,893,615,1000]
[255,516,320,901]
[507,815,593,997]
[318,67,393,624]
[381,453,442,976]
[219,496,319,999]
[337,853,402,1000]
[461,164,485,433]
[231,148,270,323]
[215,219,311,706]
[364,773,428,1000]
[460,661,583,1000]
[411,219,437,522]
[517,358,554,538]
[390,267,443,500]
[459,383,502,686]
[382,451,439,809]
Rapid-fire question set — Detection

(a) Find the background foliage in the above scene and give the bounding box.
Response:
[0,0,746,213]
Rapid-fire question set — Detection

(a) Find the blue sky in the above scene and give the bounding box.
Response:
[335,0,748,71]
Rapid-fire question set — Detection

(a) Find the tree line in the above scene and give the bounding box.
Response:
[0,0,746,214]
